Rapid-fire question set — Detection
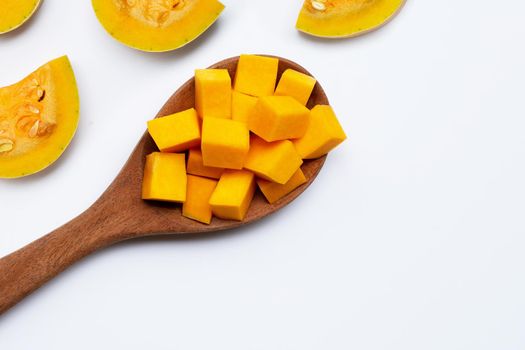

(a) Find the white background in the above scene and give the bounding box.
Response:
[1,1,525,349]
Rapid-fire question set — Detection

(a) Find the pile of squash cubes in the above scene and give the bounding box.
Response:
[142,55,346,224]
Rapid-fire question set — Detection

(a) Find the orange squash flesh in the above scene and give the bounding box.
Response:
[92,0,225,52]
[0,56,80,179]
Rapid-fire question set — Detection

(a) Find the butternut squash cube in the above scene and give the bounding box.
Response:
[147,108,201,152]
[234,54,279,97]
[209,170,256,221]
[142,152,187,203]
[248,96,310,142]
[257,168,307,204]
[244,136,303,184]
[182,175,218,224]
[195,69,232,119]
[293,105,347,159]
[201,117,250,169]
[232,91,257,123]
[274,69,316,106]
[187,148,224,179]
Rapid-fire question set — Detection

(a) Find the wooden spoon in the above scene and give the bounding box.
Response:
[0,56,327,315]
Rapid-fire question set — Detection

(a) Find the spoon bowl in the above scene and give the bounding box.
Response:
[0,55,327,314]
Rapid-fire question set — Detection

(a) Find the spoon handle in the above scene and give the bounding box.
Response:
[0,202,126,315]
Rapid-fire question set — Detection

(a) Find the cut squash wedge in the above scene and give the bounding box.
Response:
[0,0,42,34]
[296,0,406,38]
[0,56,79,178]
[92,0,225,52]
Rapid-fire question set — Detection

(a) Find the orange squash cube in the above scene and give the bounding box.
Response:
[147,108,200,152]
[187,148,224,179]
[233,54,279,97]
[182,175,218,224]
[232,91,257,123]
[209,170,256,221]
[293,105,347,159]
[257,168,307,204]
[248,96,310,142]
[244,136,303,184]
[195,69,232,119]
[142,152,187,203]
[274,69,316,106]
[201,117,250,169]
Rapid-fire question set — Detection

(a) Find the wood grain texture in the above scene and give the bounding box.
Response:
[0,55,328,315]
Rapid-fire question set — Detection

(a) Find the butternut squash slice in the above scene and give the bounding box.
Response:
[92,0,225,52]
[296,0,406,38]
[0,56,79,178]
[0,0,42,34]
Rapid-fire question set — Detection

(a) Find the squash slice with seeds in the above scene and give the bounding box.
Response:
[0,56,79,178]
[296,0,406,38]
[92,0,225,52]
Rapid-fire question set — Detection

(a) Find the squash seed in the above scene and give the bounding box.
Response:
[311,0,326,11]
[0,138,14,153]
[28,105,40,114]
[28,120,40,138]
